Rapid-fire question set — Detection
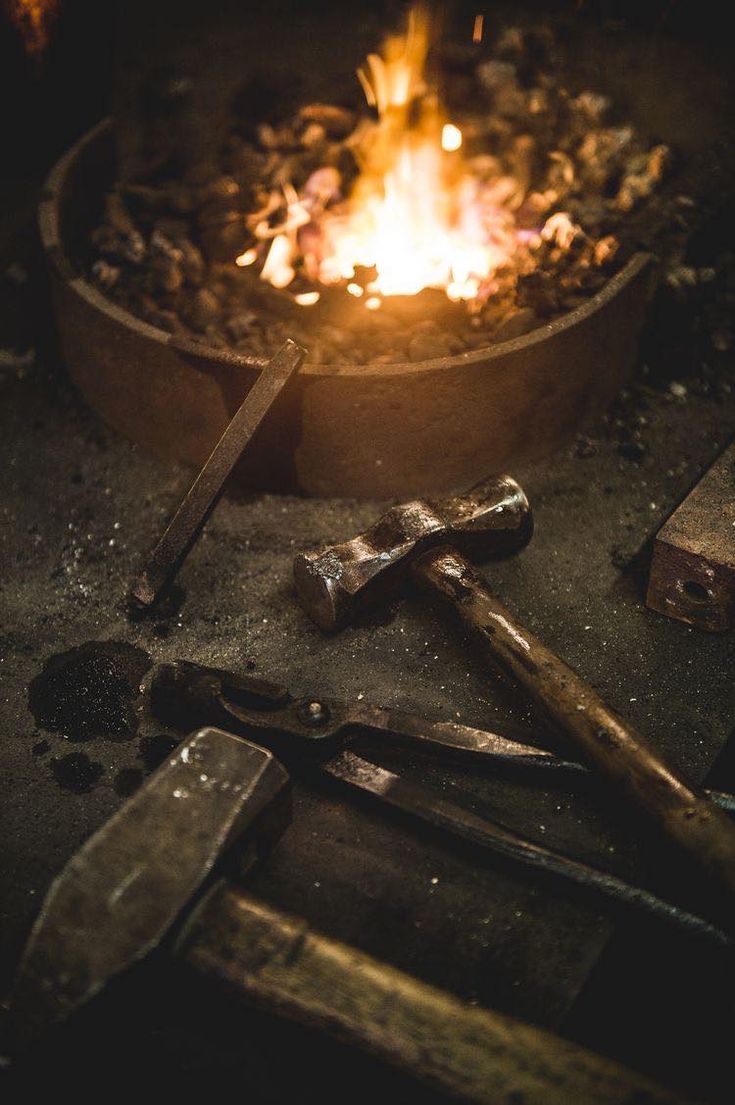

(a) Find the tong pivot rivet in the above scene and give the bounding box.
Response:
[300,701,330,726]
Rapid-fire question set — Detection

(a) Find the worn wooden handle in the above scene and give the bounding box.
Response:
[414,547,735,906]
[177,883,691,1105]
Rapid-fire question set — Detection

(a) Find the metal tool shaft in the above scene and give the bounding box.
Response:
[415,547,735,907]
[326,751,727,944]
[131,339,305,607]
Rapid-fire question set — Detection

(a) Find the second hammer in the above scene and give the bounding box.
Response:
[294,475,735,910]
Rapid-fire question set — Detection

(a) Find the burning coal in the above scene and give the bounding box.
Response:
[253,5,518,308]
[89,10,672,365]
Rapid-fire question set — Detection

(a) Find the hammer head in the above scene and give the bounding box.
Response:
[294,474,532,631]
[10,728,290,1044]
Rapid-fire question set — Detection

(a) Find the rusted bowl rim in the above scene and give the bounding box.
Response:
[40,117,655,380]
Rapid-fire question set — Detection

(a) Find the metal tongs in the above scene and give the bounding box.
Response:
[152,661,733,945]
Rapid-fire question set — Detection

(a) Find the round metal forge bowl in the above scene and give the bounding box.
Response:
[41,119,655,499]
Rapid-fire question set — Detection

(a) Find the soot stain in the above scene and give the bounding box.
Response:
[32,739,50,756]
[29,641,152,742]
[51,752,105,793]
[127,584,186,624]
[114,767,144,796]
[138,733,181,772]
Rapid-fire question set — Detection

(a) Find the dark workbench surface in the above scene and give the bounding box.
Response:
[1,230,734,1097]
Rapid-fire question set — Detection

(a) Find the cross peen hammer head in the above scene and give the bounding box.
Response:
[294,475,532,631]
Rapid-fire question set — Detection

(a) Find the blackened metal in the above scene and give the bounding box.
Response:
[151,662,730,944]
[326,751,728,945]
[647,441,735,632]
[295,481,735,908]
[130,339,305,607]
[414,547,735,910]
[293,474,532,631]
[10,728,291,1042]
[151,660,579,768]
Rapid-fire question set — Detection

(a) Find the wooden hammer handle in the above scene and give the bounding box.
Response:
[414,547,735,906]
[177,884,691,1105]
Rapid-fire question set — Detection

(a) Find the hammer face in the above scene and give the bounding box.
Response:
[294,475,532,631]
[10,729,291,1043]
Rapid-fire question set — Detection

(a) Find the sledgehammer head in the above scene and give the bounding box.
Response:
[294,474,532,631]
[10,728,290,1044]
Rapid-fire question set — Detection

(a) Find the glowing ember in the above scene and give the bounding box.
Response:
[256,3,519,306]
[260,235,294,288]
[441,124,463,153]
[294,291,321,306]
[235,248,258,267]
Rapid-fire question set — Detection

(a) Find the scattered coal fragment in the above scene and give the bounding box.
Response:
[138,732,181,772]
[51,752,104,794]
[575,435,597,459]
[617,439,648,462]
[29,641,152,742]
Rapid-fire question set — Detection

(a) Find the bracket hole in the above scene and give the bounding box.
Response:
[679,579,713,604]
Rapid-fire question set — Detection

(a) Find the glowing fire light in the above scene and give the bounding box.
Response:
[260,235,294,288]
[8,0,58,56]
[441,124,463,152]
[472,14,484,44]
[235,248,258,267]
[253,3,518,306]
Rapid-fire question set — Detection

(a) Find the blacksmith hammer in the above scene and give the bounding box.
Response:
[294,475,735,908]
[5,727,698,1104]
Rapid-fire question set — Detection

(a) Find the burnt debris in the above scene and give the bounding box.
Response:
[28,641,152,742]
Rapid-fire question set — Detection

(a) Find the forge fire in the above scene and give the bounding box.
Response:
[89,7,670,365]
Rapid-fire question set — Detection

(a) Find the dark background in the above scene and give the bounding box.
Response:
[2,0,734,175]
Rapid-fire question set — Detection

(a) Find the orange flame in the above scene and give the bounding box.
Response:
[259,3,518,307]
